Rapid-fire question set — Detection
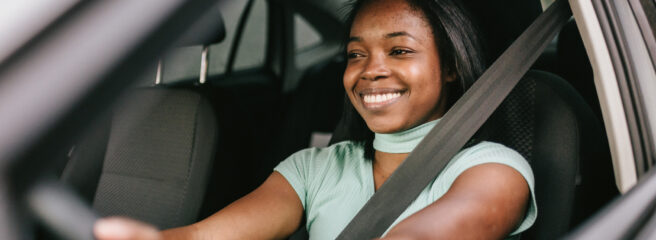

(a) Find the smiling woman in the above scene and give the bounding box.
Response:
[94,0,535,239]
[344,0,453,134]
[339,0,486,155]
[284,0,535,238]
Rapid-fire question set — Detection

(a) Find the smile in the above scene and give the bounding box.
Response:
[359,89,406,109]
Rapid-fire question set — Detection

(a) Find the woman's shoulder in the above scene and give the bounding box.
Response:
[273,140,367,205]
[277,140,365,171]
[459,141,525,159]
[287,140,364,160]
[446,141,533,185]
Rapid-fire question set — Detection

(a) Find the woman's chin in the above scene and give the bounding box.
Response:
[366,119,407,134]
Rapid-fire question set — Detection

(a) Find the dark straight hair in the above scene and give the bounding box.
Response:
[335,0,487,160]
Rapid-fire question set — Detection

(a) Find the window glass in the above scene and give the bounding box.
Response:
[294,13,322,52]
[639,0,656,38]
[234,0,268,71]
[540,0,555,10]
[207,1,248,76]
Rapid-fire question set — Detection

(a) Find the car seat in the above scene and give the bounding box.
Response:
[483,70,617,239]
[61,88,219,229]
[59,7,227,229]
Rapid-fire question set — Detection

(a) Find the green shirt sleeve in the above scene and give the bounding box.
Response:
[274,148,315,208]
[432,141,537,237]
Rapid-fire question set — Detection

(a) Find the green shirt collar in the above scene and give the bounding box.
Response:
[373,119,440,153]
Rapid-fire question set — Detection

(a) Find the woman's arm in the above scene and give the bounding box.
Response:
[381,163,530,240]
[95,172,304,240]
[165,172,304,239]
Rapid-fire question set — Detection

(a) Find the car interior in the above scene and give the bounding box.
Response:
[38,0,621,239]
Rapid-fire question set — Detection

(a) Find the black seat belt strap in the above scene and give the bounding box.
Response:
[336,1,571,239]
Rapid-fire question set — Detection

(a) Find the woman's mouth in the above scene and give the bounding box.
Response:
[359,89,406,109]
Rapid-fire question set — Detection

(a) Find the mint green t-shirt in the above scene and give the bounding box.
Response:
[274,140,537,240]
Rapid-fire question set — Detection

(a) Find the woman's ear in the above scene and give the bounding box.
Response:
[443,69,457,83]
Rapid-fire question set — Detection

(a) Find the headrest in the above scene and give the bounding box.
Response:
[174,3,226,47]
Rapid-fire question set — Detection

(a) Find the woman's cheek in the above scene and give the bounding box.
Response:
[343,66,358,91]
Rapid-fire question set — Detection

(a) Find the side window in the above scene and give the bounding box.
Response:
[540,0,555,10]
[638,0,656,51]
[207,1,249,76]
[157,0,268,84]
[233,0,268,71]
[294,13,322,52]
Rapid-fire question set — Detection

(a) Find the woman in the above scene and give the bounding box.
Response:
[95,0,536,239]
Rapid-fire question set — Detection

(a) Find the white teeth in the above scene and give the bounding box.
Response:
[363,92,402,104]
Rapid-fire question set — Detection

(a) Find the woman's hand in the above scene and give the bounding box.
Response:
[94,217,161,240]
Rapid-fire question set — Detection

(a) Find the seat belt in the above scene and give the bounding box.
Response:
[336,1,572,239]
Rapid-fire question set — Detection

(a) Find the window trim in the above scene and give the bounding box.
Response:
[225,0,255,77]
[571,0,637,193]
[593,0,656,177]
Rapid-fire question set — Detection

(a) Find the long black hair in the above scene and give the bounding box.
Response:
[333,0,487,160]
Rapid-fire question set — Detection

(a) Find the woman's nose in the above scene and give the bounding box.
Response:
[361,54,390,81]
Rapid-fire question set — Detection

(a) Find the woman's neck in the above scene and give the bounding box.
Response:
[372,119,439,153]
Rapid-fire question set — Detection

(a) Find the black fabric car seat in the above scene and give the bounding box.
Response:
[326,70,616,240]
[61,88,218,229]
[59,114,112,204]
[60,5,225,229]
[483,70,616,239]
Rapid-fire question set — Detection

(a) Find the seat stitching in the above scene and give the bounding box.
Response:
[176,93,201,224]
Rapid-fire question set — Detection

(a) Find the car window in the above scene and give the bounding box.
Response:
[233,0,268,71]
[540,0,555,10]
[284,9,342,92]
[146,1,250,85]
[640,0,656,35]
[207,1,249,77]
[294,13,322,53]
[153,0,268,85]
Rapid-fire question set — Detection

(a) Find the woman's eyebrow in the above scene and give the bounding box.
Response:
[348,32,415,44]
[385,31,416,40]
[348,36,362,43]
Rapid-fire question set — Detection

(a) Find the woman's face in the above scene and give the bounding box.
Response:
[344,0,453,133]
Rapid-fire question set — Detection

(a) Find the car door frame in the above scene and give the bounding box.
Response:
[566,0,656,238]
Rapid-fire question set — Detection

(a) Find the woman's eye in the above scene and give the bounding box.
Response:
[390,49,412,55]
[347,52,363,59]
